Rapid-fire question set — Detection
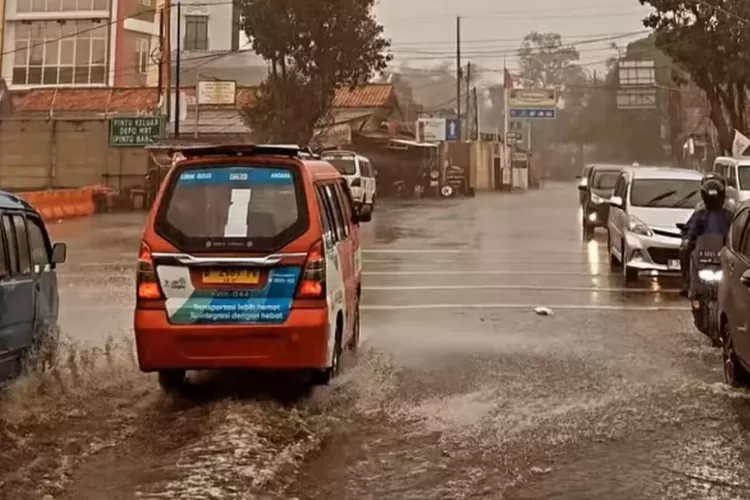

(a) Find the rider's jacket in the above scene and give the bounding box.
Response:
[685,205,734,248]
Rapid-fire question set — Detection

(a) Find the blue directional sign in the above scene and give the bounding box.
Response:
[445,118,460,141]
[509,108,556,119]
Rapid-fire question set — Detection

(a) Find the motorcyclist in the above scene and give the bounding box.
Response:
[679,176,734,297]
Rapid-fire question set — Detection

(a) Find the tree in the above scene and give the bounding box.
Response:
[517,32,586,97]
[640,0,750,153]
[238,0,391,144]
[515,32,588,150]
[572,36,672,163]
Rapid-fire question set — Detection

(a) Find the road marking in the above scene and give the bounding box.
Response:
[363,259,612,265]
[363,284,680,293]
[59,302,690,312]
[364,270,611,276]
[362,248,597,254]
[360,303,690,311]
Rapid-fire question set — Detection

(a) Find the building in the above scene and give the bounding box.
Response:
[0,0,162,89]
[171,0,239,53]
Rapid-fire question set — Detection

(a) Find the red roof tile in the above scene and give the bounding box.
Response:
[333,83,394,108]
[10,83,393,113]
[12,87,159,112]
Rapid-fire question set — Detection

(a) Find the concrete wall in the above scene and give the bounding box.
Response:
[0,118,149,191]
[447,141,508,191]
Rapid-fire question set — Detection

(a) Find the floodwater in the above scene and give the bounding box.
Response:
[2,183,750,499]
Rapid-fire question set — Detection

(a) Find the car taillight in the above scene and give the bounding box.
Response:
[297,240,326,298]
[136,242,163,300]
[350,178,362,187]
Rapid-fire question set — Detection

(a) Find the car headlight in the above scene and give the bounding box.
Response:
[591,193,604,204]
[628,216,652,236]
[698,269,723,282]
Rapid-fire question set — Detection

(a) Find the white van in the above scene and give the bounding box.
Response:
[321,150,377,210]
[712,156,750,201]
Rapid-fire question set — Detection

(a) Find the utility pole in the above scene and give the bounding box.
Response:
[473,87,479,140]
[174,1,181,138]
[162,0,172,138]
[465,62,471,140]
[456,16,461,140]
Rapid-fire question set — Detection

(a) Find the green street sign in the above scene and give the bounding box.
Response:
[109,117,162,146]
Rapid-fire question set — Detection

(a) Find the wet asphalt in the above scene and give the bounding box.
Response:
[12,182,750,499]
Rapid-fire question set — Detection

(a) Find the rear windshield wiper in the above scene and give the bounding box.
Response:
[644,190,677,207]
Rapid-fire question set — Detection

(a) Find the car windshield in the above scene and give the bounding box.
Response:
[591,171,619,190]
[155,165,307,252]
[629,179,702,208]
[324,157,357,175]
[738,166,750,189]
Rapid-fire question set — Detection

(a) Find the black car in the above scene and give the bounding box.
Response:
[578,164,623,237]
[719,204,750,386]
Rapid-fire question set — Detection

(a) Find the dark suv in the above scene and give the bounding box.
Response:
[718,204,750,386]
[578,164,623,237]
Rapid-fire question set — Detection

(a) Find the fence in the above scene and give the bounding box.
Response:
[0,118,150,192]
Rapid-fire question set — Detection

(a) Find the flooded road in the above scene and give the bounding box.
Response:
[3,183,750,499]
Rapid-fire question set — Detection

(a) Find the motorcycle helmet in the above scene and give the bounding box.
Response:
[701,172,727,187]
[700,178,727,210]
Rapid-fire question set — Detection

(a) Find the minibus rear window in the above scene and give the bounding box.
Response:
[154,165,308,252]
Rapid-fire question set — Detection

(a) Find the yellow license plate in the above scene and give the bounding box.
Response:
[202,269,260,285]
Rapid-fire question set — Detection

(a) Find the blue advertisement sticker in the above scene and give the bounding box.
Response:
[169,266,302,325]
[177,167,293,185]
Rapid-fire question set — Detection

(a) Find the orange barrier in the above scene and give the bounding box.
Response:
[17,187,98,221]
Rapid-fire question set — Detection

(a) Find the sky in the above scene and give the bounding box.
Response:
[373,0,653,83]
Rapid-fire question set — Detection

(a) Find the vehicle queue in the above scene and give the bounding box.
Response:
[577,160,750,388]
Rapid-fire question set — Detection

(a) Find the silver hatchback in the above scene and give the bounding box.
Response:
[607,166,703,283]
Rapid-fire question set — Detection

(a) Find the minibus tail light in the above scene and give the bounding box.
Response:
[297,240,326,298]
[137,242,163,300]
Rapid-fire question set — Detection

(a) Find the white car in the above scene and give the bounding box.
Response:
[607,166,703,283]
[321,151,376,211]
[712,156,750,202]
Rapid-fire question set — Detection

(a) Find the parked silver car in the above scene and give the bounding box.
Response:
[607,166,704,283]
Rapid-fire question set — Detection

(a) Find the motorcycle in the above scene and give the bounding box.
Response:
[677,222,723,347]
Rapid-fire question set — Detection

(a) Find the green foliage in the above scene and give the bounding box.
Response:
[239,0,392,144]
[640,0,750,152]
[515,32,588,148]
[572,37,669,163]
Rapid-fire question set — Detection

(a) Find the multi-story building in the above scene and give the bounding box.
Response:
[0,0,160,88]
[0,0,256,90]
[172,0,238,53]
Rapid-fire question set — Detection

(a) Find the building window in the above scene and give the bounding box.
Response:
[184,16,208,51]
[136,38,149,74]
[16,0,108,13]
[12,21,107,86]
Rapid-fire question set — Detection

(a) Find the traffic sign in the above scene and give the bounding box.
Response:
[445,118,460,141]
[509,108,556,119]
[417,118,446,142]
[109,117,162,146]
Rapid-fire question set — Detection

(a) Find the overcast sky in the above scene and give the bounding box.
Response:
[373,0,653,82]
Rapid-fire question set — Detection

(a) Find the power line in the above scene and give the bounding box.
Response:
[389,30,649,47]
[389,10,648,27]
[388,3,651,24]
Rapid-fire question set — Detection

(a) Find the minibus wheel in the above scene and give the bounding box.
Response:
[158,370,188,394]
[312,320,343,385]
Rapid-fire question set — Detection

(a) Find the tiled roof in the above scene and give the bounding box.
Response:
[12,88,159,112]
[333,83,394,108]
[10,84,394,113]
